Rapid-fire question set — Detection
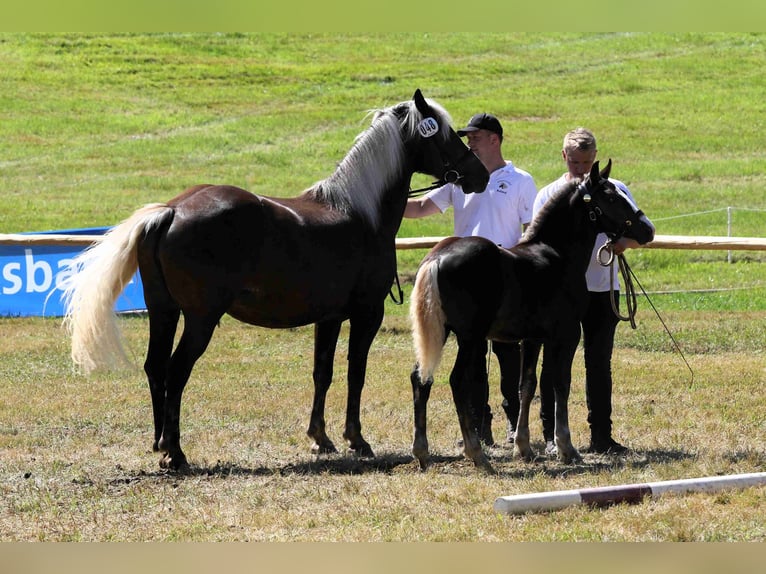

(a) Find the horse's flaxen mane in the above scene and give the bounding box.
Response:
[519,177,581,244]
[306,98,452,230]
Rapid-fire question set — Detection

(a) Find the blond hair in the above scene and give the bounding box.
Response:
[563,127,597,154]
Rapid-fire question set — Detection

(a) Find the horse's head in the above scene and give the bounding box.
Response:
[409,89,489,195]
[579,160,655,245]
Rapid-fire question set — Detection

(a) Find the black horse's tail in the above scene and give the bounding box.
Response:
[61,203,174,373]
[409,257,446,384]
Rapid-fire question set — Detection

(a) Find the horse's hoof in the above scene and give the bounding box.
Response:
[476,458,497,475]
[513,445,535,462]
[311,440,338,455]
[351,442,375,458]
[415,457,430,471]
[159,453,189,473]
[558,447,582,464]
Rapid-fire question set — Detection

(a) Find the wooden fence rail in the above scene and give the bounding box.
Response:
[2,233,766,251]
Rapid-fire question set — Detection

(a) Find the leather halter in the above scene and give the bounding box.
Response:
[408,141,479,196]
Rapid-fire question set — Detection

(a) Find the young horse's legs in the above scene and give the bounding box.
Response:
[307,319,342,454]
[468,340,493,445]
[514,340,541,461]
[410,365,433,470]
[464,339,521,447]
[450,338,495,473]
[543,338,582,464]
[494,340,521,443]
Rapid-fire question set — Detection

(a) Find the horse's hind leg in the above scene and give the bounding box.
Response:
[307,319,342,454]
[341,307,384,458]
[514,340,541,462]
[410,365,433,470]
[450,339,494,474]
[157,311,221,471]
[138,247,181,458]
[144,305,181,454]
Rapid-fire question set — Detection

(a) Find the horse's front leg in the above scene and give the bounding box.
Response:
[451,340,495,474]
[514,340,541,462]
[342,308,384,458]
[307,319,342,454]
[410,365,433,470]
[547,338,582,464]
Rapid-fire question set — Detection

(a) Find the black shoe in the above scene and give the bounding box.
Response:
[586,436,629,454]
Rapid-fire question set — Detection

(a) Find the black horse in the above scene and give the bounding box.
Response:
[62,89,488,471]
[408,160,655,473]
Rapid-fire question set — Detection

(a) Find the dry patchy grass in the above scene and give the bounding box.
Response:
[1,313,765,541]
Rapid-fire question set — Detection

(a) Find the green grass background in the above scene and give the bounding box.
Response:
[1,32,764,315]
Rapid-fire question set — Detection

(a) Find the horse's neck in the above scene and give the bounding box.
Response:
[532,205,597,271]
[377,176,412,239]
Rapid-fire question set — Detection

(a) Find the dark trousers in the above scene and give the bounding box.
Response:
[473,340,521,431]
[540,291,620,442]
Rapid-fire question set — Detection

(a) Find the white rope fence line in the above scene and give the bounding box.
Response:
[652,206,766,222]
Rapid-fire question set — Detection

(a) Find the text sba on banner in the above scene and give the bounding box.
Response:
[0,227,146,317]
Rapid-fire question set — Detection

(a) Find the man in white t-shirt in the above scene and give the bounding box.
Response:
[405,113,538,445]
[533,127,655,455]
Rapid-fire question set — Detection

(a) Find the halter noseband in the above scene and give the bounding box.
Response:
[408,134,478,196]
[578,179,645,242]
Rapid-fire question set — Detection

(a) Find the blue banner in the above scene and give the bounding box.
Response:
[0,227,146,317]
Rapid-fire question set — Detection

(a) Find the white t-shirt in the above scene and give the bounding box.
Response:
[533,174,643,292]
[426,161,537,249]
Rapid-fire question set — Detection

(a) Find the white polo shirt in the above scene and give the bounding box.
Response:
[426,161,537,249]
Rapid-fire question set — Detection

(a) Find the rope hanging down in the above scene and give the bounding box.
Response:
[598,240,694,387]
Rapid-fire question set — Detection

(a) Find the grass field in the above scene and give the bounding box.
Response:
[1,33,765,542]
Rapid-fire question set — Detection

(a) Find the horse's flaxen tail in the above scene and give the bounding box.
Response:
[61,203,174,373]
[409,257,446,384]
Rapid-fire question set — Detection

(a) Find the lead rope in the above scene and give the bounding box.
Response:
[597,240,695,388]
[389,268,404,305]
[597,242,638,329]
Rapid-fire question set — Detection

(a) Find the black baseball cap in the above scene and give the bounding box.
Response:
[457,113,503,138]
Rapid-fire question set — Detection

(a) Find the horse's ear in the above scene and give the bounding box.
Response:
[600,158,612,180]
[589,161,600,181]
[413,89,430,116]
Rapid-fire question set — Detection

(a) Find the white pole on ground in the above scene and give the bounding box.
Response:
[493,472,766,515]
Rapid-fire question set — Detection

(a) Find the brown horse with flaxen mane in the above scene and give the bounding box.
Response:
[62,90,488,471]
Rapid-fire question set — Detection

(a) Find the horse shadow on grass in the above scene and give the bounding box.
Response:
[107,443,699,486]
[482,442,700,480]
[107,450,419,486]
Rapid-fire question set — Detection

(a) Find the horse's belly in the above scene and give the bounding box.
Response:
[226,287,350,328]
